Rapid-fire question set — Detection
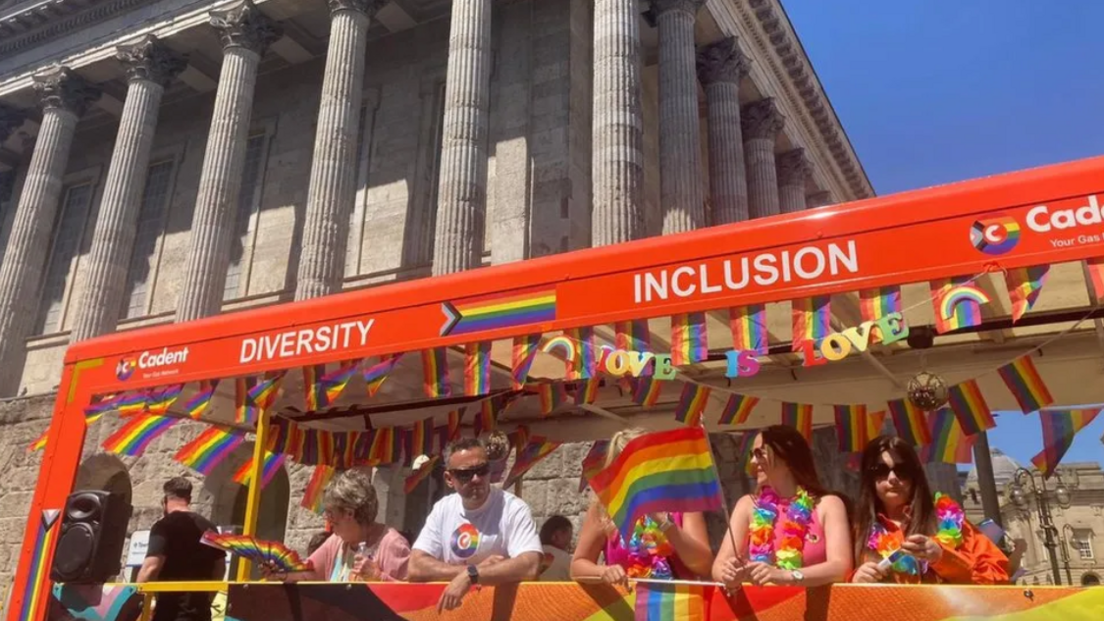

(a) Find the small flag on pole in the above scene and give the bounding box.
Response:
[997,355,1054,414]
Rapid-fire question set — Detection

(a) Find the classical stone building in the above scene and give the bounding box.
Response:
[0,0,877,590]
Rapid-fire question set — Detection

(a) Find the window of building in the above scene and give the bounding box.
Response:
[121,160,175,319]
[1072,529,1094,560]
[37,182,94,334]
[224,132,270,300]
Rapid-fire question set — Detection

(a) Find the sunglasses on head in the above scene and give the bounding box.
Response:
[869,462,911,480]
[449,462,490,482]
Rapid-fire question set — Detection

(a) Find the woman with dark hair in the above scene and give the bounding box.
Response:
[712,425,853,587]
[850,435,1009,584]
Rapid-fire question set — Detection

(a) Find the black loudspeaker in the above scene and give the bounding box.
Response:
[50,490,133,583]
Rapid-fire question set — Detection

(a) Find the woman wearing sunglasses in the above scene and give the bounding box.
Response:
[712,425,853,587]
[571,428,713,585]
[850,435,1009,584]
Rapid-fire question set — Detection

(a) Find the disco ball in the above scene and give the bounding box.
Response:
[907,371,948,410]
[484,431,510,462]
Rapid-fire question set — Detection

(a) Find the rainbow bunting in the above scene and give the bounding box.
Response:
[303,365,323,410]
[578,440,610,493]
[834,404,867,453]
[115,392,150,417]
[1086,257,1104,302]
[860,286,902,344]
[464,342,492,396]
[729,305,768,355]
[737,431,757,476]
[447,409,463,441]
[504,436,562,488]
[184,380,219,419]
[791,296,832,351]
[997,355,1054,414]
[295,428,336,466]
[175,426,245,475]
[232,451,286,488]
[408,417,435,460]
[921,408,975,464]
[630,376,664,407]
[235,373,283,425]
[633,581,707,621]
[422,348,451,398]
[589,426,723,538]
[83,393,120,422]
[888,398,933,446]
[102,413,179,457]
[301,465,334,514]
[674,383,710,427]
[404,455,440,494]
[781,402,813,441]
[28,428,48,452]
[368,426,398,465]
[508,426,531,460]
[145,384,184,416]
[333,430,358,469]
[719,393,758,426]
[304,361,359,411]
[573,378,601,406]
[364,354,403,397]
[930,278,990,333]
[564,327,599,379]
[670,313,708,366]
[865,409,887,440]
[1006,265,1050,323]
[615,319,651,353]
[1030,408,1102,477]
[266,417,299,457]
[479,394,513,433]
[536,382,569,415]
[947,379,995,436]
[511,334,541,389]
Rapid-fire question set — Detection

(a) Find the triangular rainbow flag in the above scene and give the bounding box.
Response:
[834,404,867,453]
[1085,257,1104,302]
[781,402,813,441]
[363,354,403,397]
[888,398,933,446]
[1005,265,1050,323]
[859,286,902,344]
[235,372,284,425]
[183,380,218,419]
[633,581,707,621]
[232,451,286,488]
[511,334,541,389]
[578,440,610,493]
[102,413,179,457]
[630,376,663,407]
[114,392,150,417]
[674,383,710,426]
[946,379,995,436]
[145,384,184,416]
[930,278,990,333]
[175,426,245,475]
[670,313,708,366]
[28,428,49,453]
[729,305,768,355]
[504,436,562,488]
[615,319,651,353]
[718,393,758,426]
[997,355,1054,414]
[464,342,492,396]
[422,348,451,398]
[1030,408,1102,478]
[865,409,887,440]
[304,360,359,411]
[791,296,831,351]
[920,409,976,464]
[301,465,335,514]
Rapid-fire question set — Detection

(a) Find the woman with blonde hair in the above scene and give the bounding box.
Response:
[570,428,713,584]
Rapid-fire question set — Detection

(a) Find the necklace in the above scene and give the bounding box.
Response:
[749,486,815,569]
[867,492,964,575]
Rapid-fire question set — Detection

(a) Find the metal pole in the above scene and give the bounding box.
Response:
[972,430,1003,527]
[1061,525,1075,586]
[1035,476,1063,586]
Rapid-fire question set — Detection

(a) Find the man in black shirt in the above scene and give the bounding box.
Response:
[138,477,225,621]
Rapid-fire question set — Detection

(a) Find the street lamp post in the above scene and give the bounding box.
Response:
[1061,523,1076,586]
[1010,467,1070,586]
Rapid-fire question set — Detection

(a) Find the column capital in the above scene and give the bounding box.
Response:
[116,35,189,87]
[777,148,811,186]
[697,36,750,86]
[807,190,832,208]
[741,98,784,141]
[327,0,388,17]
[32,66,101,117]
[652,0,707,17]
[0,103,27,143]
[210,0,283,55]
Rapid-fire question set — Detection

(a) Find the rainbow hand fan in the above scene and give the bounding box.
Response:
[200,531,313,573]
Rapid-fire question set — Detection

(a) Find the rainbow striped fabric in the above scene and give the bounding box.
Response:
[578,440,610,493]
[232,450,285,488]
[102,414,179,457]
[834,404,867,453]
[573,378,601,406]
[27,428,48,452]
[997,355,1054,414]
[1005,265,1050,323]
[363,353,403,397]
[564,327,599,379]
[866,409,887,440]
[946,379,995,435]
[115,392,150,417]
[631,376,664,407]
[860,286,902,344]
[737,431,757,476]
[504,436,562,488]
[781,402,813,441]
[19,509,60,621]
[235,373,283,425]
[448,409,463,441]
[333,430,357,470]
[146,384,184,416]
[670,313,709,366]
[511,334,541,389]
[633,581,707,621]
[590,426,723,538]
[422,348,451,398]
[408,417,435,461]
[719,393,758,426]
[1030,408,1102,477]
[888,398,933,446]
[537,382,569,415]
[729,305,768,355]
[184,380,218,419]
[930,278,990,333]
[200,531,313,573]
[369,426,400,465]
[175,426,245,475]
[615,319,652,353]
[1088,257,1104,302]
[674,383,710,426]
[84,393,121,422]
[404,455,440,494]
[791,296,831,351]
[440,287,556,336]
[921,408,976,464]
[464,342,492,396]
[303,361,358,411]
[301,465,335,514]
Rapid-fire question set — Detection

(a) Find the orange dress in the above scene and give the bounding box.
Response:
[859,515,1011,585]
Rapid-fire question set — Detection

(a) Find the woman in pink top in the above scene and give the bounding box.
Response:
[712,425,852,588]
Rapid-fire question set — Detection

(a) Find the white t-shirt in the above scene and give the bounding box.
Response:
[413,487,543,566]
[538,545,572,581]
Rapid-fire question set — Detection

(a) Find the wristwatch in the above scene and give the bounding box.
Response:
[790,570,805,584]
[467,564,480,585]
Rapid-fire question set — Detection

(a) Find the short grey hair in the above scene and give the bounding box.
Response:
[323,468,379,526]
[444,437,485,466]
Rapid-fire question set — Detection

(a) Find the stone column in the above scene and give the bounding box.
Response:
[807,190,833,209]
[0,67,99,394]
[176,0,281,322]
[696,36,750,225]
[295,0,385,301]
[71,37,187,342]
[654,0,706,234]
[777,148,811,214]
[741,98,784,220]
[591,0,645,246]
[431,0,493,275]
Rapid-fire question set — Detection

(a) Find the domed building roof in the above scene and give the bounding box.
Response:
[966,448,1022,487]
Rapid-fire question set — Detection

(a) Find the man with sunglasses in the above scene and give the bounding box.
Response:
[409,438,543,612]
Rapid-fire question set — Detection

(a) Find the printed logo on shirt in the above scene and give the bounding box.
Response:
[450,523,481,559]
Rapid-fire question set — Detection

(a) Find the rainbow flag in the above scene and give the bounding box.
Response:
[479,394,512,432]
[781,402,813,441]
[232,451,285,488]
[631,376,663,407]
[511,334,541,389]
[408,417,435,460]
[615,319,651,353]
[998,355,1054,414]
[536,382,569,415]
[737,431,757,476]
[297,428,337,466]
[633,581,707,621]
[333,430,358,469]
[404,455,439,494]
[175,426,245,475]
[573,378,601,406]
[102,413,178,457]
[866,409,887,440]
[508,426,530,460]
[947,379,995,435]
[447,409,463,441]
[184,380,219,419]
[114,392,150,417]
[304,361,359,410]
[578,440,610,493]
[28,428,48,452]
[1006,265,1050,323]
[791,296,831,351]
[1085,257,1104,302]
[674,383,710,426]
[719,393,758,425]
[888,398,932,446]
[440,287,556,336]
[368,426,398,465]
[504,436,562,488]
[145,384,184,416]
[1030,408,1102,477]
[235,373,283,425]
[464,342,492,396]
[921,409,975,464]
[422,348,451,398]
[670,313,708,366]
[83,393,121,422]
[589,426,723,538]
[860,286,902,344]
[930,278,990,333]
[565,327,599,379]
[301,465,334,514]
[363,354,403,397]
[729,304,768,355]
[266,417,299,457]
[834,404,866,453]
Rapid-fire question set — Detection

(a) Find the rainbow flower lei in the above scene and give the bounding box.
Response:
[749,486,814,570]
[867,493,965,575]
[616,515,676,579]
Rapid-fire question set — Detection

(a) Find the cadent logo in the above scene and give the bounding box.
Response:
[969,215,1020,255]
[116,347,189,381]
[115,357,137,381]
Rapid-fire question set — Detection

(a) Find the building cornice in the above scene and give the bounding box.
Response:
[0,0,158,58]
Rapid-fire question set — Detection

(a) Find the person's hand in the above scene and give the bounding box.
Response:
[258,561,287,582]
[851,561,888,584]
[647,512,672,529]
[352,555,380,581]
[746,562,785,586]
[436,571,473,613]
[902,534,943,563]
[718,556,750,588]
[599,563,629,588]
[477,554,507,568]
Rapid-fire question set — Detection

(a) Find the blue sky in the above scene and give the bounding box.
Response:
[782,0,1104,466]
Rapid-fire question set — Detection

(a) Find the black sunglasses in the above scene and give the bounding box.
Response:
[869,462,911,480]
[449,463,490,482]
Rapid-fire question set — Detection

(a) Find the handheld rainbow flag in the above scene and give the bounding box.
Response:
[1087,257,1104,302]
[946,379,995,436]
[301,465,334,514]
[781,402,813,441]
[729,305,768,355]
[1030,407,1102,477]
[201,531,313,573]
[564,327,599,379]
[674,383,710,427]
[183,380,219,419]
[930,278,990,333]
[232,451,286,488]
[421,348,451,398]
[573,378,601,406]
[464,342,492,396]
[719,393,759,426]
[102,414,179,457]
[997,355,1054,414]
[670,313,708,366]
[615,319,651,353]
[363,353,403,397]
[865,409,887,440]
[145,384,184,416]
[630,376,663,407]
[633,581,707,621]
[504,436,562,488]
[175,426,245,475]
[578,440,610,493]
[834,404,867,453]
[28,428,48,452]
[791,296,831,351]
[1006,265,1050,323]
[404,455,440,494]
[511,334,541,389]
[921,409,976,464]
[888,398,933,446]
[589,426,723,538]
